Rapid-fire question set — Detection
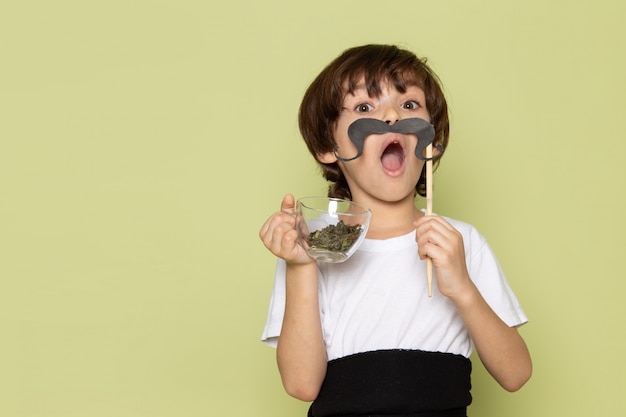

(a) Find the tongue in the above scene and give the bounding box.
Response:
[381,152,403,171]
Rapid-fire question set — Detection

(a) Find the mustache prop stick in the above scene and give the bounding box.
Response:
[339,117,441,297]
[425,143,434,297]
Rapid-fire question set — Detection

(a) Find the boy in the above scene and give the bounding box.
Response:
[260,44,531,417]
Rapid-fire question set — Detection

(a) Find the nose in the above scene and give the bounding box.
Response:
[382,106,400,125]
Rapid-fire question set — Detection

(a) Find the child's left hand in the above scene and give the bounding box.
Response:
[414,215,472,299]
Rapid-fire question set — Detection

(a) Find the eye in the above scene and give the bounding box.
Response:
[354,103,374,113]
[402,100,421,110]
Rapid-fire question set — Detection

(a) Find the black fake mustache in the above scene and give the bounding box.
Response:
[334,118,441,162]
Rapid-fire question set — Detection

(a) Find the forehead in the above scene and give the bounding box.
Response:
[342,76,423,99]
[343,70,424,98]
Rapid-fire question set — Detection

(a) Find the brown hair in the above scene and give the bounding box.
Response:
[298,44,450,199]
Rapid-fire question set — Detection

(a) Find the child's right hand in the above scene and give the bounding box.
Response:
[259,194,315,265]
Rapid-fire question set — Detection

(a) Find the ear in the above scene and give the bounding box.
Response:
[316,150,337,164]
[432,142,444,158]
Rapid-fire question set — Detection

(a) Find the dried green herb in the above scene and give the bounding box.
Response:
[307,220,362,252]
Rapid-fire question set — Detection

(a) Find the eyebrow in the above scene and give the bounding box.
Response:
[345,82,367,95]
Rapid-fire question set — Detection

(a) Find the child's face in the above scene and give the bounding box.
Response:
[320,79,431,204]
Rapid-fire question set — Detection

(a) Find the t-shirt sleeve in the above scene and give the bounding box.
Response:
[465,225,528,327]
[260,259,287,348]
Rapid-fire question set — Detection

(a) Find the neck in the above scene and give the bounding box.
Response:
[358,194,424,240]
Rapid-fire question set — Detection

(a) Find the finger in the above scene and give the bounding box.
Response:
[259,211,281,240]
[415,223,457,257]
[281,194,295,214]
[261,212,295,244]
[431,215,455,232]
[259,195,296,238]
[415,214,454,232]
[417,218,459,247]
[416,231,444,259]
[259,215,277,241]
[267,222,299,256]
[417,228,466,272]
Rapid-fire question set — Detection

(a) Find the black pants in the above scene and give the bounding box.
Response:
[308,349,472,417]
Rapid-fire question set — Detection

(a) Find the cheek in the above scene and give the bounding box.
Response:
[332,129,360,158]
[411,153,426,171]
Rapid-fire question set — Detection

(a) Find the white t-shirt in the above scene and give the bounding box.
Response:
[261,216,527,361]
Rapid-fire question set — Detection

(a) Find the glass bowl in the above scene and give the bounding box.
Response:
[296,196,371,263]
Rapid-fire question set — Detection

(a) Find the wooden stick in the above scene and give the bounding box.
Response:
[426,144,433,297]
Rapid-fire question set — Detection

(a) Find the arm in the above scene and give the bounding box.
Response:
[450,283,531,392]
[414,215,532,392]
[259,194,327,400]
[277,262,327,400]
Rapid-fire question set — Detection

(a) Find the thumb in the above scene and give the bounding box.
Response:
[281,194,295,213]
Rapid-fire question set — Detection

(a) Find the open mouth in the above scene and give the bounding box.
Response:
[381,141,405,172]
